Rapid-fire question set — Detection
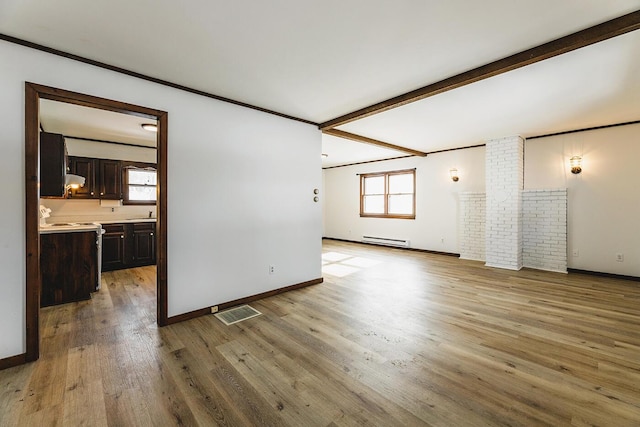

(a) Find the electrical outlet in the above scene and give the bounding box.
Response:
[616,253,624,262]
[211,305,218,313]
[572,250,579,257]
[269,265,276,274]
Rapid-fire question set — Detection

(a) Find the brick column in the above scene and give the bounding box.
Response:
[485,136,523,270]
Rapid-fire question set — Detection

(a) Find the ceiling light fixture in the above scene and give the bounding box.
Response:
[141,123,158,132]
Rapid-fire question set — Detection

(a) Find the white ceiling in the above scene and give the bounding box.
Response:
[1,1,639,167]
[40,99,157,147]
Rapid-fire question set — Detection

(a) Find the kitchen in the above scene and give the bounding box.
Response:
[39,99,158,307]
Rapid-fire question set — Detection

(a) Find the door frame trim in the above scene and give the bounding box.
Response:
[25,82,168,361]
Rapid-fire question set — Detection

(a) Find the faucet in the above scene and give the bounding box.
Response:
[149,210,153,218]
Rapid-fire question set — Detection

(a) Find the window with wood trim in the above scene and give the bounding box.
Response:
[360,169,415,219]
[123,162,157,205]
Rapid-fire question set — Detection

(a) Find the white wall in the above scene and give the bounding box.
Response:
[323,146,485,253]
[326,123,640,278]
[0,40,322,359]
[524,123,640,276]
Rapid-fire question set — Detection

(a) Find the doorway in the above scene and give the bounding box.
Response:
[24,82,168,362]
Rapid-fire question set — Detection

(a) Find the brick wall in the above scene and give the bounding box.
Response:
[458,136,568,274]
[485,136,524,270]
[459,192,486,261]
[522,189,567,273]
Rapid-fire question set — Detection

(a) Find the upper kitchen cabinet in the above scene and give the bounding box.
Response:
[68,157,97,198]
[40,132,67,197]
[99,159,123,199]
[68,156,123,200]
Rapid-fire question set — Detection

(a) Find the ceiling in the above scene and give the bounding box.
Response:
[40,99,157,148]
[1,1,639,167]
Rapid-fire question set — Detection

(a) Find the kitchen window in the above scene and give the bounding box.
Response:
[123,163,157,205]
[360,169,415,219]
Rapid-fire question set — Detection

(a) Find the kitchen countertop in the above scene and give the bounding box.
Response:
[39,218,156,233]
[39,222,102,234]
[98,218,157,224]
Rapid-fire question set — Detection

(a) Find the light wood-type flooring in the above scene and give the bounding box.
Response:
[1,239,640,426]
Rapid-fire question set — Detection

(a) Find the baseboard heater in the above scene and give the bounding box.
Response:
[362,235,410,248]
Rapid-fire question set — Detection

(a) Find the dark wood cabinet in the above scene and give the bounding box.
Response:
[67,157,123,200]
[99,159,123,199]
[40,132,67,197]
[40,231,97,307]
[132,222,156,265]
[102,222,156,271]
[102,224,126,271]
[68,157,97,198]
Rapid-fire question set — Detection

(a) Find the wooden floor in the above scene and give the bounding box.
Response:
[1,240,640,426]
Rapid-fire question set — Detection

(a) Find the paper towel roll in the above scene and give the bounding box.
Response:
[100,199,122,208]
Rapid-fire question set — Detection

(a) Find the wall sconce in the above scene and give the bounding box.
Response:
[449,168,459,182]
[570,156,582,174]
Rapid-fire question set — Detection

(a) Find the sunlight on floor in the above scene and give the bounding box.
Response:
[341,256,382,268]
[322,263,360,277]
[322,251,352,262]
[322,252,382,277]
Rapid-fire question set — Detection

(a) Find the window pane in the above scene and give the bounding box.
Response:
[388,194,413,215]
[363,176,384,195]
[388,173,413,194]
[129,185,156,201]
[363,195,384,214]
[129,169,157,186]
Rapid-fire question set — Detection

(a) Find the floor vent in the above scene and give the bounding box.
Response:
[362,235,410,248]
[214,304,262,325]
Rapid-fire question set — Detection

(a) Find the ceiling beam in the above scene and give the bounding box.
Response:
[323,128,427,157]
[320,9,640,130]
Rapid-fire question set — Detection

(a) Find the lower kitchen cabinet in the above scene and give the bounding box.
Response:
[102,222,156,271]
[102,224,126,271]
[41,231,97,307]
[132,222,156,265]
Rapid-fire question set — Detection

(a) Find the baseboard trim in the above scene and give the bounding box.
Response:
[166,277,324,325]
[568,268,640,282]
[322,237,460,257]
[0,353,27,371]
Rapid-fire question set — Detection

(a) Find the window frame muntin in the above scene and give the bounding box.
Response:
[122,161,157,205]
[360,168,416,219]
